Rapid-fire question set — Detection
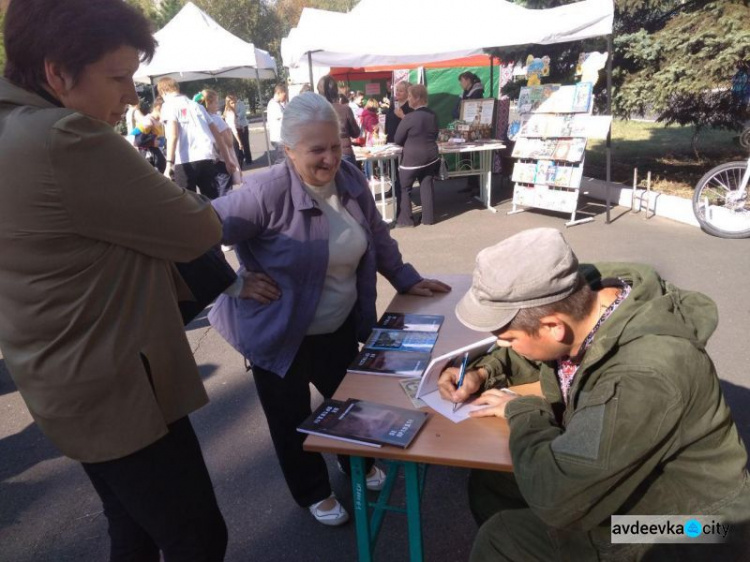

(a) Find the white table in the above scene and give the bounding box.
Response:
[354,141,506,220]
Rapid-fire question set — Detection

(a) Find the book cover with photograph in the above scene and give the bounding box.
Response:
[364,329,438,353]
[332,399,429,448]
[348,349,431,378]
[376,312,444,332]
[297,399,382,448]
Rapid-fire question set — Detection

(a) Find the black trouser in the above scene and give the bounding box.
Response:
[213,161,233,198]
[174,160,219,200]
[251,314,373,507]
[397,160,440,226]
[82,417,227,562]
[238,126,252,164]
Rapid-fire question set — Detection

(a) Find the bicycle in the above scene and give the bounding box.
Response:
[692,155,750,238]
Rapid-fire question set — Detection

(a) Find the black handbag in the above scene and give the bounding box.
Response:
[175,245,237,325]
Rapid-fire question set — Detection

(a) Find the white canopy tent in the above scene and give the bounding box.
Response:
[281,0,616,220]
[134,2,276,83]
[134,2,278,163]
[282,0,613,70]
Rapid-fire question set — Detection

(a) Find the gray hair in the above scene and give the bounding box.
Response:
[280,92,340,148]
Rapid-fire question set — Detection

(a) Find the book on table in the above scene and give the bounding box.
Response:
[297,398,429,448]
[363,328,438,353]
[375,312,444,332]
[348,349,432,378]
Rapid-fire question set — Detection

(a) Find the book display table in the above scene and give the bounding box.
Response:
[354,141,506,222]
[303,274,541,561]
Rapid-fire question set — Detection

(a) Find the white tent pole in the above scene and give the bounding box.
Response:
[254,66,273,168]
[605,33,613,224]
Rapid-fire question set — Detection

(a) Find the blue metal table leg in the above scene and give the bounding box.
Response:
[350,456,373,562]
[403,462,424,562]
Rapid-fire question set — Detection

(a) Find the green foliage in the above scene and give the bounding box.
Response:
[0,10,5,75]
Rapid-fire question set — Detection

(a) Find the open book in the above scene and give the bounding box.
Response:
[415,336,496,423]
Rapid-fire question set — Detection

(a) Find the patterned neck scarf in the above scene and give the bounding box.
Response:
[557,283,631,404]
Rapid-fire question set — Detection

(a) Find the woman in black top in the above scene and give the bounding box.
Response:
[317,75,361,165]
[393,84,440,227]
[453,71,485,119]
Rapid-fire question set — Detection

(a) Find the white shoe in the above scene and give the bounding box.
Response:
[221,245,233,253]
[337,461,387,492]
[308,494,349,526]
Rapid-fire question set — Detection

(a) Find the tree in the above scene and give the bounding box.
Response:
[508,1,750,155]
[0,9,5,75]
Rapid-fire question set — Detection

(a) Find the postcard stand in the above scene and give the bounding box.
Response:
[507,82,610,227]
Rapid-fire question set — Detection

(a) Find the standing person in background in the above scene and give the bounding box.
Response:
[385,80,412,143]
[454,71,485,195]
[317,75,360,166]
[394,84,440,227]
[0,0,229,558]
[234,94,252,166]
[135,96,166,172]
[223,95,245,168]
[196,89,241,197]
[453,71,484,118]
[266,83,287,164]
[360,98,381,179]
[125,100,145,146]
[157,77,235,199]
[348,90,364,127]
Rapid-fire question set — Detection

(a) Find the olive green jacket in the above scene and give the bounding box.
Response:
[475,263,750,531]
[0,78,222,462]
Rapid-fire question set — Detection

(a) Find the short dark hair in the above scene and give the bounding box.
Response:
[458,71,480,84]
[316,75,339,104]
[507,275,597,335]
[3,0,156,91]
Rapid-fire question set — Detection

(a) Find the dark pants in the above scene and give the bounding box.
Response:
[82,417,227,562]
[251,314,373,507]
[174,160,219,200]
[397,161,439,226]
[238,126,252,164]
[213,161,233,198]
[143,147,166,173]
[468,470,749,562]
[270,141,285,165]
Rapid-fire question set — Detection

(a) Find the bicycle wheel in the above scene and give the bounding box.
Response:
[692,161,750,239]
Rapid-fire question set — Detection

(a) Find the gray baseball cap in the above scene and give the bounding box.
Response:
[456,228,580,332]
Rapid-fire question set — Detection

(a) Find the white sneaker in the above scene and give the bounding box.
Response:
[337,461,387,492]
[308,494,349,526]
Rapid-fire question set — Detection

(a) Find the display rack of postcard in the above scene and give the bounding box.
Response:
[508,82,611,226]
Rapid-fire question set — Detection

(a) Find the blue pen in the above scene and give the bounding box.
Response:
[452,351,470,413]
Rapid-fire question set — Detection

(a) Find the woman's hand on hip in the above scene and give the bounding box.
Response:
[238,271,281,304]
[406,279,452,297]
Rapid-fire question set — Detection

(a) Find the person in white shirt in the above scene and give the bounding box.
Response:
[223,95,246,169]
[195,89,242,197]
[157,77,235,199]
[266,83,287,164]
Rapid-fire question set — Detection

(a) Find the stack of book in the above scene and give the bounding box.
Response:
[347,313,444,378]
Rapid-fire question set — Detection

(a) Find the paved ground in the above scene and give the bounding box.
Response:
[2,131,749,561]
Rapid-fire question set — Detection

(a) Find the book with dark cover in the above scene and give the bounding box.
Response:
[334,399,429,448]
[348,349,431,378]
[376,312,444,332]
[364,329,438,353]
[297,399,382,448]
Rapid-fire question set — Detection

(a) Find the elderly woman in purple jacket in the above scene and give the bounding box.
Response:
[209,92,450,526]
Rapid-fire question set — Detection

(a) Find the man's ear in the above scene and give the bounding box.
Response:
[43,59,74,98]
[540,315,569,344]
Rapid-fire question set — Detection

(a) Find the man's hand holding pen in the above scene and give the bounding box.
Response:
[437,366,519,419]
